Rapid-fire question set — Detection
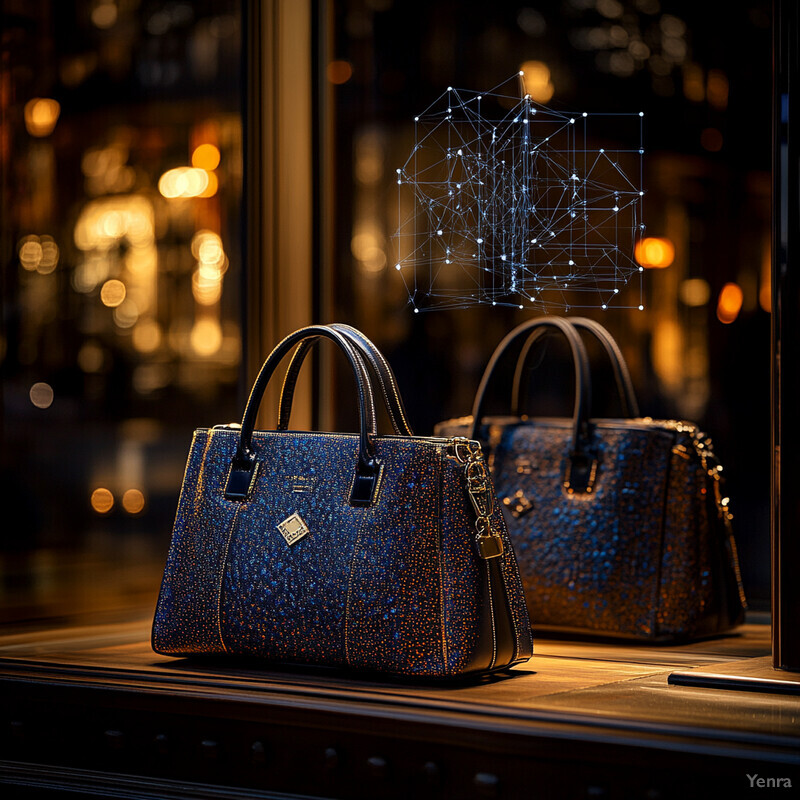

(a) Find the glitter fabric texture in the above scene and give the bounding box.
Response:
[152,427,532,677]
[434,415,746,641]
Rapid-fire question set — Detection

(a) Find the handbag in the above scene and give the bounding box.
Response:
[152,324,532,677]
[435,316,746,641]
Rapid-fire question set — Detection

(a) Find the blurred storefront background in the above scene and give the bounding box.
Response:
[1,0,243,621]
[0,1,772,625]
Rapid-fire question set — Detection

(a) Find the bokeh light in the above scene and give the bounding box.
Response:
[90,488,114,514]
[122,489,146,514]
[24,98,61,137]
[635,237,675,268]
[29,382,54,409]
[717,282,744,324]
[327,60,353,84]
[191,143,221,170]
[100,279,127,307]
[520,60,555,103]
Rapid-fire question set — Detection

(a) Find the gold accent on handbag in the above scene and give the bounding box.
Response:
[277,512,310,546]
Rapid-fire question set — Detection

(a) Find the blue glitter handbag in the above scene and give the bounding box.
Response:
[152,324,532,677]
[436,317,746,641]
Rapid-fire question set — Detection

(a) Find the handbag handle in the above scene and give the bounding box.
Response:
[511,317,640,418]
[224,325,382,506]
[277,323,414,436]
[469,317,597,493]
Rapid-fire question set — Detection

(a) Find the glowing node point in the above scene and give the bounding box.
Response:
[570,118,575,124]
[602,304,607,310]
[519,305,523,309]
[437,230,443,236]
[582,112,588,117]
[639,112,644,116]
[447,86,452,91]
[518,71,524,76]
[414,308,419,313]
[569,260,574,265]
[614,288,619,294]
[395,264,401,270]
[639,305,644,310]
[477,238,483,244]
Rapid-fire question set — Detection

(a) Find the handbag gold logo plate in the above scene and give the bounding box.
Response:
[277,512,310,546]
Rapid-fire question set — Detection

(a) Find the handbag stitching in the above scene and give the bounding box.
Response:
[651,430,678,638]
[485,561,498,670]
[499,548,522,664]
[342,507,372,667]
[492,484,525,662]
[215,501,244,654]
[435,447,448,674]
[331,326,413,435]
[364,342,412,435]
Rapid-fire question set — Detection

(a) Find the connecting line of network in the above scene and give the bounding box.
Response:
[392,72,646,313]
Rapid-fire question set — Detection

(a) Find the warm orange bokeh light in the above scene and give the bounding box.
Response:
[717,282,744,324]
[91,488,114,514]
[327,60,353,85]
[707,69,729,111]
[122,489,146,514]
[520,61,555,104]
[24,97,61,137]
[100,279,127,307]
[192,143,221,171]
[635,237,675,269]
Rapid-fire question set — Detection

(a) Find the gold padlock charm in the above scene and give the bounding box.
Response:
[477,533,504,560]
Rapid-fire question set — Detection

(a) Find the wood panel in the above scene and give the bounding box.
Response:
[0,618,797,800]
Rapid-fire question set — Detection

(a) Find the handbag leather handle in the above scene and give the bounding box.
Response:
[470,318,595,484]
[511,317,640,418]
[224,325,382,505]
[277,323,414,436]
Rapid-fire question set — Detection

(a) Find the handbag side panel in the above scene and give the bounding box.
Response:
[657,430,746,638]
[152,429,240,655]
[438,447,533,675]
